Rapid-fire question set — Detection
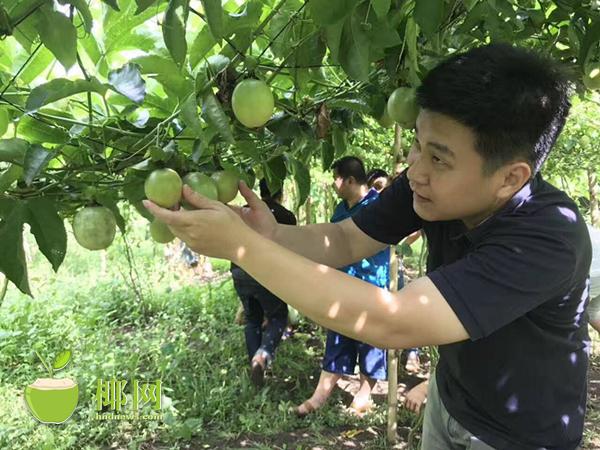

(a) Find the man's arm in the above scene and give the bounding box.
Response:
[235,182,387,267]
[144,187,461,349]
[271,219,388,268]
[237,227,469,349]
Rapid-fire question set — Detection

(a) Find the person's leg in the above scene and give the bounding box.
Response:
[354,343,387,413]
[232,277,264,360]
[243,296,264,361]
[421,373,495,450]
[255,289,289,360]
[295,330,355,415]
[420,372,456,450]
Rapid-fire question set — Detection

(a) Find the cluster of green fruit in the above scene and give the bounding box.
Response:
[144,168,240,244]
[71,169,240,250]
[377,87,419,129]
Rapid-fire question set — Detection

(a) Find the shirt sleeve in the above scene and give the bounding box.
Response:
[352,171,422,245]
[427,219,577,340]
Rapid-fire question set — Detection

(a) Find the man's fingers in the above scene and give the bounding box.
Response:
[182,184,219,209]
[143,200,181,225]
[238,180,262,209]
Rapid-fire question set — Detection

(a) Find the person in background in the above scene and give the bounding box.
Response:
[295,157,390,416]
[366,168,390,192]
[230,179,297,387]
[368,168,422,374]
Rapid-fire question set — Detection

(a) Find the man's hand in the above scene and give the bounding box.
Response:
[143,185,253,261]
[404,380,428,414]
[229,181,279,240]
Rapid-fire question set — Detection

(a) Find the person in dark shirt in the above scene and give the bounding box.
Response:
[230,179,297,387]
[145,44,592,449]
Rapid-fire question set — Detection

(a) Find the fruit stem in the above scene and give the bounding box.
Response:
[34,350,53,378]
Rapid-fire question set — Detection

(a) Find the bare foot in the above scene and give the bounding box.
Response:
[347,398,375,417]
[294,396,326,417]
[405,350,420,374]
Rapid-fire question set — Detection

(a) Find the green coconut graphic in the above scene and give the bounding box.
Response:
[25,350,78,424]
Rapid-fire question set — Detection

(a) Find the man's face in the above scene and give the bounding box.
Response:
[406,109,506,227]
[332,170,350,200]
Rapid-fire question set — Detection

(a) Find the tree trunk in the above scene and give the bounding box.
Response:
[304,196,312,224]
[588,169,600,226]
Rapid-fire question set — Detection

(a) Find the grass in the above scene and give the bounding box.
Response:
[0,218,415,450]
[0,216,597,449]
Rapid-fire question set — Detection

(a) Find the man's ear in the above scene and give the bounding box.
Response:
[497,162,531,200]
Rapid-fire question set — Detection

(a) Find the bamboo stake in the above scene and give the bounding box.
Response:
[387,123,404,445]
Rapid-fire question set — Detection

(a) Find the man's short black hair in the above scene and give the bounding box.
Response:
[417,43,571,175]
[331,156,368,185]
[367,168,389,187]
[259,178,282,200]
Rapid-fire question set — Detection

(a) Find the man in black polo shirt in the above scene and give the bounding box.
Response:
[144,44,592,449]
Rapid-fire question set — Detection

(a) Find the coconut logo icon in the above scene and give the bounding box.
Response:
[25,349,78,424]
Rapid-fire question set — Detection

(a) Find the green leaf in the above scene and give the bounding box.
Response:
[23,144,56,186]
[309,0,357,26]
[108,63,146,104]
[0,165,23,193]
[132,55,192,100]
[19,47,53,85]
[321,140,334,171]
[101,0,120,11]
[35,6,77,70]
[223,1,263,37]
[325,21,344,62]
[0,138,29,164]
[0,201,30,296]
[289,157,311,207]
[163,0,189,67]
[135,0,157,14]
[338,13,370,81]
[95,193,126,233]
[371,0,390,19]
[26,78,107,112]
[201,93,234,144]
[200,0,224,40]
[58,0,93,33]
[264,155,287,194]
[52,350,72,370]
[25,197,67,272]
[414,0,445,36]
[16,116,69,145]
[190,27,216,69]
[12,14,37,53]
[332,126,347,156]
[180,93,202,136]
[580,21,600,67]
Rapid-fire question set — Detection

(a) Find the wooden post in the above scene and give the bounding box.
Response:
[387,123,404,445]
[387,245,400,445]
